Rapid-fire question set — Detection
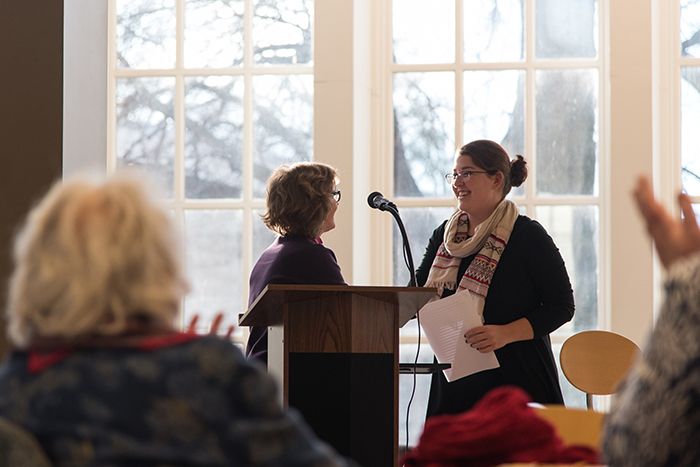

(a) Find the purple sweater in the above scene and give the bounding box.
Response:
[246,235,347,364]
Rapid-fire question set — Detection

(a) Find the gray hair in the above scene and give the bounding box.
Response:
[6,173,189,348]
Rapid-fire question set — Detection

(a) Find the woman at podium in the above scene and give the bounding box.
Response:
[416,140,575,416]
[246,162,347,365]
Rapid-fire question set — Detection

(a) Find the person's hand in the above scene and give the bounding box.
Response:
[186,312,235,339]
[464,325,510,353]
[464,318,534,353]
[633,176,700,269]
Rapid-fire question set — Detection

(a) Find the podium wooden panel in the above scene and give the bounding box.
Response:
[239,284,436,467]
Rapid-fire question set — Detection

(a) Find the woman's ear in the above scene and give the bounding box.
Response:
[492,171,504,190]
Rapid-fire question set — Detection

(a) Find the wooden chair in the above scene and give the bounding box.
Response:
[533,404,606,449]
[559,330,640,410]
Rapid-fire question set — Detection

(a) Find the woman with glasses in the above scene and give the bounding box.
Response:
[246,162,346,365]
[416,139,575,416]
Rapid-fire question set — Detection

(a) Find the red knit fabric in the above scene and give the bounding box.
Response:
[402,386,599,467]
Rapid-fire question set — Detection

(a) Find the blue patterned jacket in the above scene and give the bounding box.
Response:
[0,334,355,467]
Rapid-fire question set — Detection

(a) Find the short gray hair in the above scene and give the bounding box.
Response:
[6,173,189,348]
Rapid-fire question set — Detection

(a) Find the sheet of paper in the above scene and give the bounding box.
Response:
[418,291,500,382]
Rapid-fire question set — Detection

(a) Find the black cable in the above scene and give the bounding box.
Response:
[403,310,421,457]
[369,198,420,457]
[394,207,419,456]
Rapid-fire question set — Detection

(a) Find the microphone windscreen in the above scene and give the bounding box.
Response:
[367,191,383,208]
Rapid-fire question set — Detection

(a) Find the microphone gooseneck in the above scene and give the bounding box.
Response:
[366,191,416,287]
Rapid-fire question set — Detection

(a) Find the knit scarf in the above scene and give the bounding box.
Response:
[425,199,519,322]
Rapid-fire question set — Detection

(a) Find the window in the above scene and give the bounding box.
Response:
[682,1,700,200]
[57,0,657,448]
[391,0,604,440]
[108,0,314,339]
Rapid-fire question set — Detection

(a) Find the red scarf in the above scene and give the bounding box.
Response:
[26,331,202,374]
[403,386,600,467]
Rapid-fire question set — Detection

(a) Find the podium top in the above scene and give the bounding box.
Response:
[239,284,437,328]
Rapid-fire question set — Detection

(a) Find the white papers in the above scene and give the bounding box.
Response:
[418,291,500,382]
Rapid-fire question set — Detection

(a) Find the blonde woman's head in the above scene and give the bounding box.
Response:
[6,173,189,348]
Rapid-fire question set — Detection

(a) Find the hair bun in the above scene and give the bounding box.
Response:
[510,154,528,188]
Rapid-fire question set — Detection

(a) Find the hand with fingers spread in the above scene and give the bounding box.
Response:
[187,312,235,339]
[633,175,700,269]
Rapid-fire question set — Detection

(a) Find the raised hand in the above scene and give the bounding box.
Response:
[633,176,700,269]
[186,312,235,339]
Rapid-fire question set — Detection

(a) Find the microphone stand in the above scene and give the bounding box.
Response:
[385,204,417,287]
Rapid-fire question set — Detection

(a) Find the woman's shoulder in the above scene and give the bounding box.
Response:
[507,215,562,259]
[512,215,550,239]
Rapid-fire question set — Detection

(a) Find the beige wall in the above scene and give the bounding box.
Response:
[0,1,64,356]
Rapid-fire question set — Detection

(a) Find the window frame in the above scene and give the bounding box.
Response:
[104,0,314,342]
[384,0,609,349]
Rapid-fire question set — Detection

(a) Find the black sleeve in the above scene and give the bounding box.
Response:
[415,221,448,287]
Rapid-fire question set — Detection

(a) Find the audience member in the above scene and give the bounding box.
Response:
[0,173,355,466]
[603,175,700,466]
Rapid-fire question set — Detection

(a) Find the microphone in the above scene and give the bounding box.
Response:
[367,190,416,287]
[367,191,397,212]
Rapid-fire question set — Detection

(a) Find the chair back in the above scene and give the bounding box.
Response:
[0,417,52,467]
[533,404,605,449]
[559,330,640,410]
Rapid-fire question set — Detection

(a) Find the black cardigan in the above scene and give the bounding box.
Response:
[416,215,575,415]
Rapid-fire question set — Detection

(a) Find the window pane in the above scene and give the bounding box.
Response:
[463,0,524,62]
[253,209,277,263]
[393,0,455,64]
[394,207,455,287]
[184,76,245,199]
[184,0,244,68]
[682,0,700,57]
[535,0,597,59]
[116,77,175,198]
[253,75,313,198]
[463,70,525,155]
[682,67,700,195]
[254,0,314,66]
[536,69,598,196]
[117,0,175,69]
[394,72,455,198]
[184,210,242,336]
[536,205,598,335]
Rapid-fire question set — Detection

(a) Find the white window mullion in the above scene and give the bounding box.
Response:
[455,0,463,148]
[107,0,118,174]
[599,0,611,331]
[242,0,256,309]
[174,0,186,205]
[525,0,536,216]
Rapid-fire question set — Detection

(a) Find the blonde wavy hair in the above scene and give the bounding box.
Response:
[261,162,339,238]
[6,173,189,348]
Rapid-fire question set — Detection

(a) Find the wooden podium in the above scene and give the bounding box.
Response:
[239,284,436,467]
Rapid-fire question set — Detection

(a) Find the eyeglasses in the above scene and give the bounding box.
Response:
[445,170,491,184]
[332,189,341,202]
